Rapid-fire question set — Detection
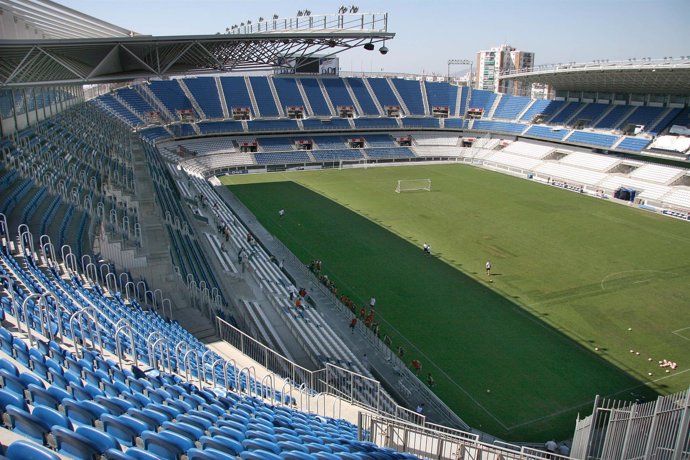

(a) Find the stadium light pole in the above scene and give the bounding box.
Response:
[447,59,473,87]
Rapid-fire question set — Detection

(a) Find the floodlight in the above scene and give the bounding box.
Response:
[379,44,388,55]
[364,42,375,51]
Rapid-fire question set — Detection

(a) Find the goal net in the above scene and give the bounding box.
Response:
[395,179,431,193]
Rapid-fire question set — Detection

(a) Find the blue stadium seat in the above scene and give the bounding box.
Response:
[141,429,194,460]
[62,398,110,426]
[5,440,61,460]
[187,447,238,460]
[199,435,244,456]
[51,425,102,459]
[0,357,19,376]
[75,425,122,453]
[95,395,135,415]
[101,413,149,447]
[281,451,318,460]
[209,425,245,443]
[5,405,51,443]
[26,384,61,410]
[242,438,281,454]
[0,388,27,414]
[241,450,284,460]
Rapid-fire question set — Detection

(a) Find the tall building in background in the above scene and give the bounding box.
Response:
[474,44,534,95]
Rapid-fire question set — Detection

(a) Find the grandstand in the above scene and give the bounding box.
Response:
[1,1,690,459]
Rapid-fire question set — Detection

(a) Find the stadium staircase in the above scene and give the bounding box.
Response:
[294,79,314,117]
[135,85,175,123]
[266,77,285,117]
[342,79,365,117]
[454,87,465,117]
[385,77,409,116]
[177,80,206,120]
[419,80,430,115]
[562,104,588,125]
[214,77,231,119]
[244,76,261,119]
[318,79,338,116]
[361,78,385,116]
[111,93,146,125]
[515,99,535,120]
[485,93,502,118]
[611,106,638,130]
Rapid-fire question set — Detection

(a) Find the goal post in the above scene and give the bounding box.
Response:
[395,179,431,193]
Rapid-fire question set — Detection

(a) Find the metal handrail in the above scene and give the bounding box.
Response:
[68,307,104,360]
[114,318,137,370]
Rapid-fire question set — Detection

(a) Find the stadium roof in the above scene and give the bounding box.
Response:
[499,58,690,95]
[0,10,394,88]
[0,0,138,39]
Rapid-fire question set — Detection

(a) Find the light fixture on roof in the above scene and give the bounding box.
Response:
[363,42,375,51]
[328,39,337,47]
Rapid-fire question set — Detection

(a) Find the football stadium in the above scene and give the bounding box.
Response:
[0,1,689,458]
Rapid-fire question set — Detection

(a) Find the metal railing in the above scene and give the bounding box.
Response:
[216,317,423,424]
[226,13,388,35]
[358,412,568,460]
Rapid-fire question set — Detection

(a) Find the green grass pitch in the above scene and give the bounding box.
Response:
[220,164,690,441]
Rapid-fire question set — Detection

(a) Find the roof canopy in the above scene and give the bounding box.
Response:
[0,10,393,87]
[499,59,690,96]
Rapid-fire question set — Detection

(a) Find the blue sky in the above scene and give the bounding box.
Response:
[59,0,690,76]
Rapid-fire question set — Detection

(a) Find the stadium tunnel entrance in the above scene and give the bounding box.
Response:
[614,187,637,202]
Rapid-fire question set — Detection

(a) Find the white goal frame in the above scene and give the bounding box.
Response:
[395,178,431,193]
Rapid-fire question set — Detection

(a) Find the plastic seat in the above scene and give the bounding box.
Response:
[63,398,110,426]
[95,395,134,415]
[125,408,164,431]
[187,447,237,460]
[0,388,27,413]
[312,453,343,460]
[199,434,244,456]
[141,429,194,460]
[0,328,13,354]
[282,451,319,460]
[11,339,29,366]
[241,450,284,460]
[118,447,161,460]
[51,425,102,459]
[29,355,49,379]
[246,428,277,443]
[26,384,61,410]
[209,425,245,443]
[0,357,19,376]
[188,408,216,423]
[5,439,61,460]
[0,368,28,396]
[148,402,180,420]
[19,371,44,390]
[200,401,225,416]
[34,404,72,430]
[165,397,193,414]
[101,413,148,447]
[178,413,213,431]
[161,420,205,443]
[242,438,281,454]
[76,425,122,453]
[5,405,51,443]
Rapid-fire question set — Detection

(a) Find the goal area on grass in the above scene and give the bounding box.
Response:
[395,178,431,193]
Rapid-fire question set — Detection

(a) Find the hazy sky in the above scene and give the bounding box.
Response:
[58,0,690,76]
